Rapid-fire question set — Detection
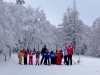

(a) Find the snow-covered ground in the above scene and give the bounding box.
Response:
[0,54,100,75]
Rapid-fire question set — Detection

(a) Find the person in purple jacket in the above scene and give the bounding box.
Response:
[35,51,40,65]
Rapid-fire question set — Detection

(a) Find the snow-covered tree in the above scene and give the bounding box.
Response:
[0,1,58,61]
[16,0,25,5]
[86,17,100,57]
[58,0,89,54]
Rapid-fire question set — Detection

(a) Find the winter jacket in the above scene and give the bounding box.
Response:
[56,51,62,65]
[65,45,74,55]
[56,51,61,58]
[36,52,40,58]
[50,53,55,58]
[41,47,47,56]
[45,52,50,58]
[18,52,23,58]
[29,52,33,58]
[64,49,68,56]
[23,52,28,57]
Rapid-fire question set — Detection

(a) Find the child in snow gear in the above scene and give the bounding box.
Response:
[29,50,33,65]
[56,50,62,65]
[23,50,28,65]
[40,45,47,65]
[18,50,23,64]
[44,50,50,65]
[65,44,74,65]
[64,49,68,65]
[36,51,40,65]
[50,51,55,65]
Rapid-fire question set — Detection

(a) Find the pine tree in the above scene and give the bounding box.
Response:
[60,0,86,54]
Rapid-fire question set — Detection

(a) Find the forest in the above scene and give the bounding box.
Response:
[0,0,100,61]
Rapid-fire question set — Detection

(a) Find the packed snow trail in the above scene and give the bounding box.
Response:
[0,54,100,75]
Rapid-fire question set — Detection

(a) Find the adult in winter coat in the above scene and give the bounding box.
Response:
[63,49,68,65]
[18,50,23,64]
[29,50,33,65]
[40,45,48,65]
[56,51,62,65]
[35,51,40,65]
[65,45,74,65]
[50,51,55,65]
[44,51,50,65]
[23,50,28,65]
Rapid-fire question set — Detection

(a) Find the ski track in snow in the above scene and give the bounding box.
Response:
[0,54,100,75]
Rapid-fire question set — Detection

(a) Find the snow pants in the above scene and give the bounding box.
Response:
[51,58,55,64]
[36,58,39,65]
[56,57,61,65]
[29,57,33,65]
[45,57,50,65]
[67,55,72,65]
[19,57,22,64]
[24,57,27,65]
[64,55,68,64]
[40,55,46,65]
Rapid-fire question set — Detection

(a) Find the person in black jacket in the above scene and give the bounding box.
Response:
[40,45,47,65]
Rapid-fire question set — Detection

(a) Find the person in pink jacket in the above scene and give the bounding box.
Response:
[35,51,40,65]
[29,50,33,65]
[65,44,74,65]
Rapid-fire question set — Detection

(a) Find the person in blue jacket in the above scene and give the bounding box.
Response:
[44,50,50,65]
[50,51,55,65]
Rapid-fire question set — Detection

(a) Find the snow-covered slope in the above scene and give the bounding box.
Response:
[0,54,100,75]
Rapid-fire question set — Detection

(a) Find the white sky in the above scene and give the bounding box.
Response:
[3,0,100,27]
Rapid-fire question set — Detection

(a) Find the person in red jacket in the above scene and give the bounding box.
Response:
[56,50,62,65]
[23,50,28,65]
[65,44,74,65]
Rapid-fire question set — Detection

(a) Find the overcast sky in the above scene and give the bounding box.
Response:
[3,0,100,27]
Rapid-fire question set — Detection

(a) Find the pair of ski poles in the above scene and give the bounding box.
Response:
[72,55,80,64]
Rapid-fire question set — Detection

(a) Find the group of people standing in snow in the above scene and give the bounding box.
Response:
[18,49,39,65]
[40,45,63,65]
[18,43,74,66]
